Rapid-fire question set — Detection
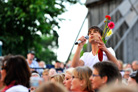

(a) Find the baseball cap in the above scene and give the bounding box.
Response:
[28,51,35,55]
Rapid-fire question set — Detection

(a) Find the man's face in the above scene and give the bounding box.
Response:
[132,62,138,71]
[88,29,101,44]
[123,71,131,79]
[27,53,34,60]
[55,62,61,68]
[89,68,104,90]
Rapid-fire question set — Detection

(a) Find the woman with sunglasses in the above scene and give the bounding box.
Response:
[71,66,93,92]
[1,55,31,92]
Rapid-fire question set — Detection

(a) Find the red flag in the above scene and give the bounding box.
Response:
[98,49,103,62]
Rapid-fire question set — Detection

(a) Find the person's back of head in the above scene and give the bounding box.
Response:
[99,83,138,92]
[2,55,31,88]
[35,82,68,92]
[50,74,65,84]
[49,68,57,77]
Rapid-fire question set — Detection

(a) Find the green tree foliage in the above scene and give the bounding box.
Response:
[0,0,79,64]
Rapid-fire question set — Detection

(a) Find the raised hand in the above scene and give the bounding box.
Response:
[77,36,87,48]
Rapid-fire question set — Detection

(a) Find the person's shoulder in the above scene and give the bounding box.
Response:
[107,47,114,50]
[6,85,28,92]
[107,47,114,53]
[32,60,39,64]
[107,47,116,56]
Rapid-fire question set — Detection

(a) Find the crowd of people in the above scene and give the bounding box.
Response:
[0,26,138,92]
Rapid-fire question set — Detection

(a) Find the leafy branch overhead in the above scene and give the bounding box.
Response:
[0,0,78,63]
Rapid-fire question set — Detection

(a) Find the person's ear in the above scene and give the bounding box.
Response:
[80,79,86,86]
[102,76,108,84]
[80,79,86,90]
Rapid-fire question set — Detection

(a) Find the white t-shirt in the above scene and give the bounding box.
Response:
[80,47,115,70]
[6,85,28,92]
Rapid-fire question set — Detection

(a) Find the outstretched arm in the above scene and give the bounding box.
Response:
[71,36,86,67]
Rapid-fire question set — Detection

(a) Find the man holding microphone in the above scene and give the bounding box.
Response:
[71,26,119,69]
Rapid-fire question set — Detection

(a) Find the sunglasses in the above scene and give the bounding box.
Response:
[92,74,100,77]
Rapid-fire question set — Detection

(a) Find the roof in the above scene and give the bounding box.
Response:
[85,0,110,8]
[85,0,100,6]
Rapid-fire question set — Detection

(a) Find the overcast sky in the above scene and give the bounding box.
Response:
[56,1,88,63]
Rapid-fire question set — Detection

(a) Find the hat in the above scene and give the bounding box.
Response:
[28,51,35,55]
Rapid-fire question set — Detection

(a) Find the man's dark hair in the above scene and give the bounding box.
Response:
[93,61,120,84]
[136,71,138,83]
[130,70,138,84]
[88,26,103,36]
[2,55,31,88]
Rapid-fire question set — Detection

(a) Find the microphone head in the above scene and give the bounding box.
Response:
[85,35,89,39]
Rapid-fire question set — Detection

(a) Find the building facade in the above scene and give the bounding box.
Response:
[85,0,138,64]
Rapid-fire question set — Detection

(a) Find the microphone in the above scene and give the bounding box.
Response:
[75,35,89,45]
